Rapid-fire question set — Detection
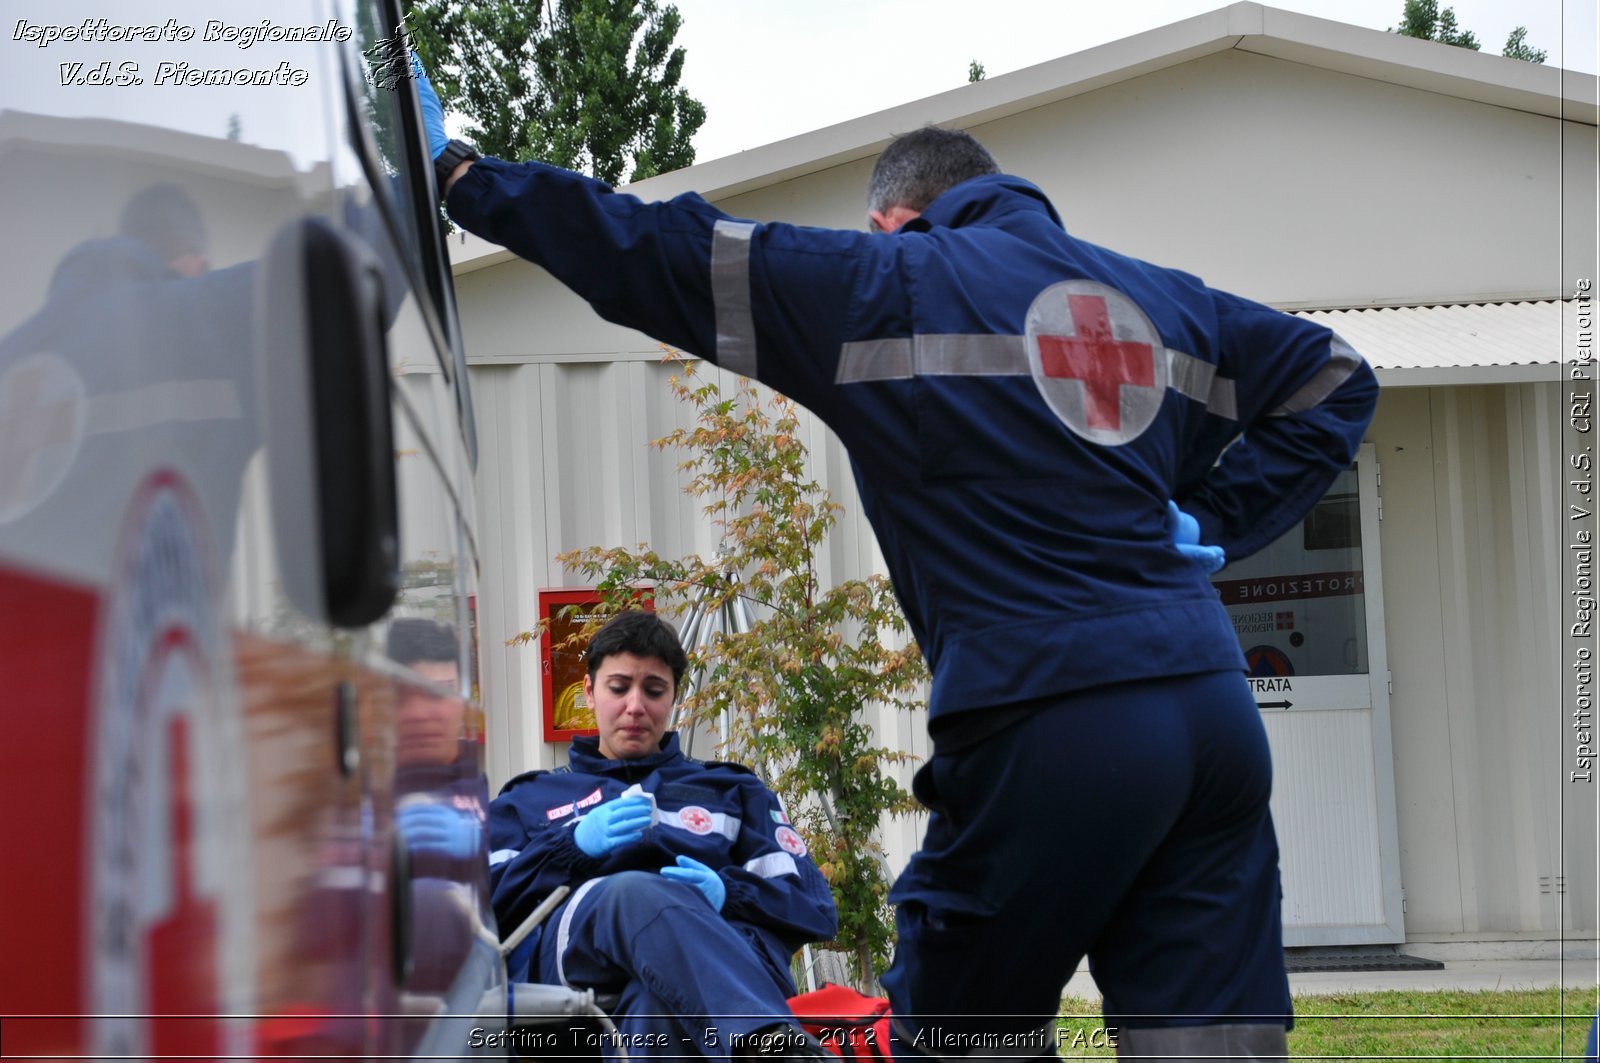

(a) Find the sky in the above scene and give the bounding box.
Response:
[664,0,1598,163]
[2,1,1590,173]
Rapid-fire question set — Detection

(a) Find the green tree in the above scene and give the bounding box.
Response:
[968,60,986,83]
[531,354,929,989]
[403,0,706,184]
[1501,26,1548,64]
[1394,0,1480,49]
[1392,0,1545,63]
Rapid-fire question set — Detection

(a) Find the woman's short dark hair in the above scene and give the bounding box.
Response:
[866,126,1001,215]
[586,610,688,692]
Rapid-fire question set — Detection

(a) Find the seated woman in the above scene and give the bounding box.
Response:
[488,610,838,1059]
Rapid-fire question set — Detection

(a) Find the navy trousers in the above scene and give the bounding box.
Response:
[882,670,1291,1059]
[534,871,798,1059]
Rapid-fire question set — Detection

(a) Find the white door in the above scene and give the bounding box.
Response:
[1210,443,1405,945]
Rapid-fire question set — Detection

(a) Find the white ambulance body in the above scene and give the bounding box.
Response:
[0,2,501,1057]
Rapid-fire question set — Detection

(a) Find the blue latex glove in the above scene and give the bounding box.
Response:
[410,51,449,160]
[398,802,481,861]
[1166,500,1226,574]
[660,854,726,913]
[573,795,653,857]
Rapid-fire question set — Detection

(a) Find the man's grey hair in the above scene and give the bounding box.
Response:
[866,126,1001,215]
[118,182,208,261]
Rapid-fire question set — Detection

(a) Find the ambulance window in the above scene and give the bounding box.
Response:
[346,8,423,248]
[336,0,453,359]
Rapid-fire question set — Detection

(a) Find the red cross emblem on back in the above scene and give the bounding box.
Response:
[1024,280,1168,446]
[1036,295,1154,431]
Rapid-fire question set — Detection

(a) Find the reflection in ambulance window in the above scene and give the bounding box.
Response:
[345,2,427,269]
[1302,493,1361,551]
[332,0,455,357]
[388,617,467,771]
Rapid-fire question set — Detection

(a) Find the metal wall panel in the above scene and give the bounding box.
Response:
[1369,382,1588,939]
[1293,301,1569,377]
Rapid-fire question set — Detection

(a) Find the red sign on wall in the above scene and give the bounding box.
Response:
[537,589,654,743]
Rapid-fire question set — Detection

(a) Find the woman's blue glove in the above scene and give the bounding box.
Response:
[661,854,726,913]
[398,802,481,861]
[410,51,449,160]
[573,795,653,857]
[1166,500,1226,574]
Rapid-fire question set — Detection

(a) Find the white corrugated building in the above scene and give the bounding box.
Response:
[452,3,1599,955]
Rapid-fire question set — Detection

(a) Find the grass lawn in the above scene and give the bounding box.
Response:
[1054,986,1600,1059]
